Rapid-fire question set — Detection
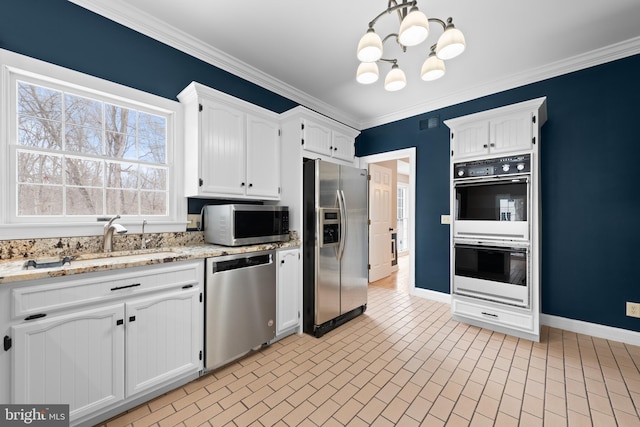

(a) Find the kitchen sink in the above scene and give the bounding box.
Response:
[23,248,183,270]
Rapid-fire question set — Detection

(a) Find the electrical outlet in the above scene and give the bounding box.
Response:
[187,214,201,230]
[441,215,451,225]
[626,302,640,318]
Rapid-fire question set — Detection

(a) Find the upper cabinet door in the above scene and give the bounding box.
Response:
[199,99,246,196]
[302,119,332,156]
[451,121,490,159]
[489,111,533,155]
[246,114,280,199]
[332,131,355,161]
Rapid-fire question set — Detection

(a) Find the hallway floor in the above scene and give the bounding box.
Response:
[101,285,640,426]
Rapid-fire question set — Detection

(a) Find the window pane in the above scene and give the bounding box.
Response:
[65,93,102,127]
[105,131,136,159]
[66,187,103,215]
[105,104,135,134]
[138,136,166,163]
[106,162,137,189]
[65,124,102,155]
[17,152,63,184]
[18,82,62,121]
[18,116,62,149]
[65,157,103,187]
[18,184,63,215]
[140,191,166,215]
[139,166,166,191]
[138,112,166,141]
[107,189,138,215]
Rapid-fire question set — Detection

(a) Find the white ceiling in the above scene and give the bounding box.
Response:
[70,0,640,130]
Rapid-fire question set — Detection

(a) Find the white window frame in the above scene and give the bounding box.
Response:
[0,49,186,239]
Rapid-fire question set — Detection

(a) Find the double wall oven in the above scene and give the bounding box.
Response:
[452,155,532,308]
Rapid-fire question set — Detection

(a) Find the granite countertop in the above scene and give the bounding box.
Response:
[0,240,300,285]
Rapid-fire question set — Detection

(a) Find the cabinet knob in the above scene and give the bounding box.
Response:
[483,144,488,148]
[334,147,338,151]
[281,260,285,264]
[241,182,245,187]
[249,183,253,188]
[329,146,333,150]
[490,143,495,147]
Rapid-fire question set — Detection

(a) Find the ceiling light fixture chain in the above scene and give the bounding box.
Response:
[356,1,466,91]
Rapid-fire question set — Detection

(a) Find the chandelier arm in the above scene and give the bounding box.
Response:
[378,58,398,65]
[427,18,447,31]
[368,0,417,28]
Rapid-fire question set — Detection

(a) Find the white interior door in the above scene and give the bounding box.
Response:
[369,163,393,282]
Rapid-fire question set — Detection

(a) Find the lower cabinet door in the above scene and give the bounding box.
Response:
[277,249,300,334]
[12,304,125,422]
[125,288,201,396]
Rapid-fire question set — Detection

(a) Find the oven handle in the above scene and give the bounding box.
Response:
[453,174,530,187]
[454,243,528,253]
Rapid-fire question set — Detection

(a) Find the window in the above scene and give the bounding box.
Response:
[397,184,409,253]
[1,50,185,238]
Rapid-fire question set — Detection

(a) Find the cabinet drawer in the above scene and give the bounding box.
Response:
[452,297,533,332]
[12,260,202,319]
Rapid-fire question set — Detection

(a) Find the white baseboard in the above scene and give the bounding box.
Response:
[410,289,640,346]
[411,287,451,304]
[540,314,640,347]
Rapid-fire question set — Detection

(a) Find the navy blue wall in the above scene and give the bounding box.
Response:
[357,55,640,332]
[0,0,297,112]
[2,1,640,332]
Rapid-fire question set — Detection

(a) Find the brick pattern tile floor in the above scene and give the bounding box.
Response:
[100,285,640,426]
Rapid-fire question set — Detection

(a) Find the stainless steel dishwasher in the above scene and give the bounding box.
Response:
[205,250,276,371]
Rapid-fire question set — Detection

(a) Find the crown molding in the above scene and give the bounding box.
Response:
[358,36,640,129]
[67,0,361,128]
[69,1,640,131]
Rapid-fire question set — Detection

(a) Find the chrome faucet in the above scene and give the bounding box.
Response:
[103,215,128,253]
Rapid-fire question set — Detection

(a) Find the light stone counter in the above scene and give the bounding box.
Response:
[0,240,300,285]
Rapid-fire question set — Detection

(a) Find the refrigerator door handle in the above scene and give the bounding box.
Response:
[337,190,348,261]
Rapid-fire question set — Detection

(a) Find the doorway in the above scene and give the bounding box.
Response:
[359,148,416,294]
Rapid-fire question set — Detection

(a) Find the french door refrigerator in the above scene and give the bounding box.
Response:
[303,158,368,337]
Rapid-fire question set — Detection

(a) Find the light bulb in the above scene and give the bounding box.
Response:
[356,62,379,84]
[357,29,383,62]
[398,7,429,47]
[384,64,406,91]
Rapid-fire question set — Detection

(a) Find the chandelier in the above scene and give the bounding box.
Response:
[356,0,466,91]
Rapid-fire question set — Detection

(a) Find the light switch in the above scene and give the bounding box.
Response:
[441,215,451,225]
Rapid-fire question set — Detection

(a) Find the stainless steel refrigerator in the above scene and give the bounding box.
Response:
[303,159,368,337]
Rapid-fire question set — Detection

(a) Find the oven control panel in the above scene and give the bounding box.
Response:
[454,154,530,179]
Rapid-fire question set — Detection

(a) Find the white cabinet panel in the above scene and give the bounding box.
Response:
[246,114,280,199]
[332,131,355,161]
[200,99,246,196]
[126,287,201,396]
[451,121,489,159]
[489,111,533,154]
[12,304,125,421]
[302,119,332,156]
[276,248,300,334]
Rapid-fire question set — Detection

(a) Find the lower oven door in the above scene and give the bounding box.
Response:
[453,243,529,307]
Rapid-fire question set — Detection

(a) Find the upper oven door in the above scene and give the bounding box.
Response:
[454,176,529,241]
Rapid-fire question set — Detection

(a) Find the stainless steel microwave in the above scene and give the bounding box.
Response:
[204,204,289,246]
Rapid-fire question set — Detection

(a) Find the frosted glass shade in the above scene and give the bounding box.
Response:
[436,26,466,60]
[398,7,429,47]
[357,29,383,62]
[420,53,445,81]
[384,65,406,91]
[356,62,379,84]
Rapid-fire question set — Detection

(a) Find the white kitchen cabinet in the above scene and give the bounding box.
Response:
[178,82,281,200]
[276,248,300,335]
[12,304,125,421]
[287,109,358,164]
[126,287,201,396]
[2,260,204,426]
[446,100,546,160]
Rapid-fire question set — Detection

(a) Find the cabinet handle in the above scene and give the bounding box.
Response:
[182,284,193,289]
[481,311,498,318]
[329,146,333,150]
[490,143,495,147]
[129,316,136,322]
[116,319,124,326]
[483,144,488,148]
[24,313,46,321]
[334,147,338,151]
[110,283,141,291]
[241,182,245,187]
[281,260,285,264]
[249,183,253,188]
